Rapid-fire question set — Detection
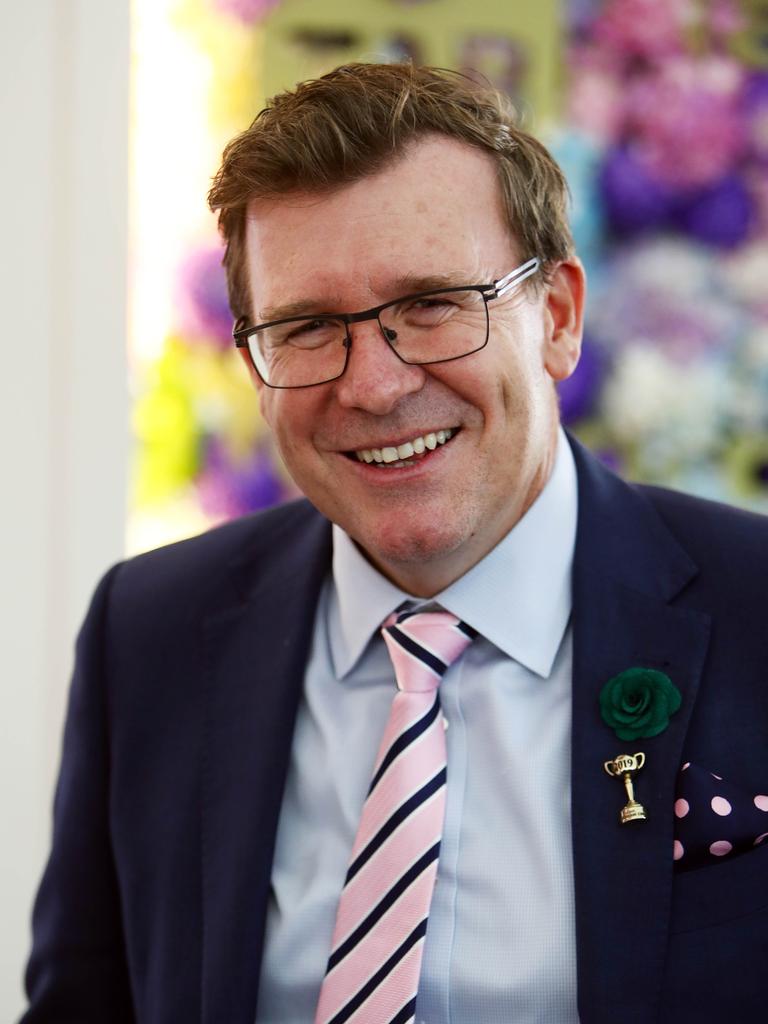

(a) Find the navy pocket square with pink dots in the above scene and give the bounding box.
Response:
[673,762,768,870]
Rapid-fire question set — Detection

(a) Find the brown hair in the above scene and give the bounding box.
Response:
[208,62,573,321]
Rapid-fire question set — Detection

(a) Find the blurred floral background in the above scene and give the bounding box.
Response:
[129,0,768,553]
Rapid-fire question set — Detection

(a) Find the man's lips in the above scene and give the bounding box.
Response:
[342,427,459,467]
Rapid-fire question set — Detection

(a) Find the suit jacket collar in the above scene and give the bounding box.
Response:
[567,433,711,1023]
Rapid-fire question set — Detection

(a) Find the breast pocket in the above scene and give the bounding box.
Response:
[670,840,768,934]
[659,844,768,1020]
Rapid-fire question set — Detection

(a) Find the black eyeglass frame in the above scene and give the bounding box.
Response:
[233,256,540,390]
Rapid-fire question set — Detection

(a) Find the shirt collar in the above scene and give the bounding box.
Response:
[329,427,578,680]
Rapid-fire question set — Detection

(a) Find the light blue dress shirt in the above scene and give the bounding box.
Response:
[256,429,580,1023]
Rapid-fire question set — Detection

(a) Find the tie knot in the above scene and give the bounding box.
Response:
[381,610,477,693]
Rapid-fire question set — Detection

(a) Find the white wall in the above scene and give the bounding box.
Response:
[0,2,129,1018]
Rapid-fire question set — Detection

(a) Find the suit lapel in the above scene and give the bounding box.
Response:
[568,438,711,1024]
[200,505,332,1024]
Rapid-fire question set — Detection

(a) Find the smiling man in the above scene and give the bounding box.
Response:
[21,64,768,1024]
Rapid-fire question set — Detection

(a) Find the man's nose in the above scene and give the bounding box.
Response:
[334,320,426,414]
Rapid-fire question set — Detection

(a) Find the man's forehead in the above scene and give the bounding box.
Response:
[242,138,517,315]
[243,134,505,232]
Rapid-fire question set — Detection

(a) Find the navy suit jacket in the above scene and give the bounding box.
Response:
[22,437,768,1023]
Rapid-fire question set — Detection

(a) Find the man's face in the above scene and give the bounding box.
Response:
[244,136,584,595]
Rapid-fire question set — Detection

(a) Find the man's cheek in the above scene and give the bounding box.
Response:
[272,426,314,482]
[258,386,273,427]
[260,394,302,457]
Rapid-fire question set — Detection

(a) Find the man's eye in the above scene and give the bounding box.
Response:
[281,319,338,348]
[412,298,455,311]
[288,319,324,338]
[401,297,459,325]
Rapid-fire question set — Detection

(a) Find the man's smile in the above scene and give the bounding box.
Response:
[346,427,458,467]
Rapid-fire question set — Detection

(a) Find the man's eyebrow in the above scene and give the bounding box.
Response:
[259,296,346,323]
[391,271,481,294]
[258,272,483,323]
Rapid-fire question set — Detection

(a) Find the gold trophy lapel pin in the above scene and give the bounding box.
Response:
[598,667,683,826]
[604,752,646,823]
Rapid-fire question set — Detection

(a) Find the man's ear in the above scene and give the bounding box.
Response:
[542,258,586,383]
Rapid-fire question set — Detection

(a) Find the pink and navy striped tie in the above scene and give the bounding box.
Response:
[314,608,477,1024]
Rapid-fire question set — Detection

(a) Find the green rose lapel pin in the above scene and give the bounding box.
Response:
[600,668,682,825]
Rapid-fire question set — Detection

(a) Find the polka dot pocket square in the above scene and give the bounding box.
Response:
[673,762,768,871]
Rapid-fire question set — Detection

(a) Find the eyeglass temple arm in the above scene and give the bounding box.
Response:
[493,257,540,297]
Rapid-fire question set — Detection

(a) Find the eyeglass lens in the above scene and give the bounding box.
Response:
[250,288,489,388]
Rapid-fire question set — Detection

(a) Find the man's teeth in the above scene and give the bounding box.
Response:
[355,429,455,465]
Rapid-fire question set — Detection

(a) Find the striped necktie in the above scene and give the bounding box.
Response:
[314,609,477,1024]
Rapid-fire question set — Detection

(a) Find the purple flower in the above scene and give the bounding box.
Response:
[557,336,605,424]
[197,439,292,518]
[175,246,233,350]
[674,174,755,249]
[743,72,768,163]
[598,146,676,235]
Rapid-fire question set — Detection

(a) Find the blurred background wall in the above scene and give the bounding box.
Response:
[2,0,767,1018]
[0,2,129,1017]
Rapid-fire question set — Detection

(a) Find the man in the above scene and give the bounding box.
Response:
[22,63,768,1024]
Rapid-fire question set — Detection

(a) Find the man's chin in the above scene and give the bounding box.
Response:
[349,522,470,592]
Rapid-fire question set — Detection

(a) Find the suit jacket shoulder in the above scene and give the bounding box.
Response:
[109,497,331,627]
[639,481,768,583]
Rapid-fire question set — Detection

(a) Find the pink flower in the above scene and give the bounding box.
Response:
[708,0,748,39]
[567,47,626,143]
[213,0,282,25]
[625,57,747,188]
[594,0,695,61]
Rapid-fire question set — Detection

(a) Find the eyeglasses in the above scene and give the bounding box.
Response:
[233,257,540,389]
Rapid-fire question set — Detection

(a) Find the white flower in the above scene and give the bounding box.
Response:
[601,345,726,469]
